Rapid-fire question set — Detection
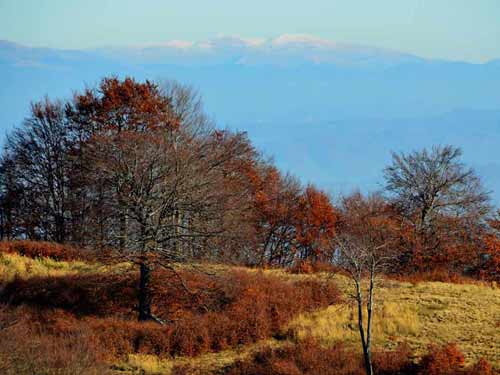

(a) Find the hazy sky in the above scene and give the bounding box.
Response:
[1,0,500,62]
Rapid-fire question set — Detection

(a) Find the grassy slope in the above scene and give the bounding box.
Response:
[1,253,499,374]
[288,275,500,367]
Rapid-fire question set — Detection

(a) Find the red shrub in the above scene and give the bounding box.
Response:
[465,358,494,375]
[2,268,341,359]
[418,343,465,375]
[289,260,342,275]
[373,342,415,375]
[0,240,84,261]
[0,306,108,374]
[2,273,137,318]
[209,339,363,375]
[289,260,315,274]
[213,341,499,375]
[391,268,478,285]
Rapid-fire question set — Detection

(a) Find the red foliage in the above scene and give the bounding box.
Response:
[289,260,341,275]
[0,240,83,261]
[2,302,497,374]
[390,268,478,285]
[206,339,364,375]
[294,185,338,261]
[0,306,107,374]
[246,164,338,267]
[418,343,465,375]
[465,358,494,375]
[209,340,420,375]
[1,269,341,358]
[70,76,179,134]
[213,341,496,375]
[372,342,414,375]
[478,234,500,282]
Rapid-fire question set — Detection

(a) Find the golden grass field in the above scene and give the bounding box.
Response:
[1,253,499,374]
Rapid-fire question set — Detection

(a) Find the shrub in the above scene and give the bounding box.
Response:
[1,272,137,317]
[205,340,497,375]
[0,306,108,375]
[0,240,83,261]
[289,260,341,275]
[417,343,465,375]
[465,358,494,375]
[391,268,478,285]
[2,268,341,359]
[212,339,419,375]
[373,342,415,375]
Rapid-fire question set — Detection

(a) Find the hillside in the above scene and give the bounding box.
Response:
[1,243,498,375]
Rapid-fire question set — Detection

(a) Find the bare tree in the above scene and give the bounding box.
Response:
[384,145,490,230]
[0,98,76,242]
[335,192,398,375]
[383,145,490,267]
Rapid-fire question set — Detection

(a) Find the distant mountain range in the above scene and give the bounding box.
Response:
[1,35,500,201]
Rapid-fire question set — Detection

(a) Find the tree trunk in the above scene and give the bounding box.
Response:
[362,346,373,375]
[356,279,373,375]
[138,261,152,321]
[119,209,128,251]
[364,267,375,375]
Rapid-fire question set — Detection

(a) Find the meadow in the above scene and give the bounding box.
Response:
[0,242,498,374]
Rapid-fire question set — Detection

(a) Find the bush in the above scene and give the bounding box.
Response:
[1,268,341,359]
[289,260,341,275]
[210,339,421,375]
[373,343,416,375]
[391,268,478,284]
[207,340,496,375]
[417,343,465,375]
[465,358,494,375]
[0,306,108,375]
[0,240,83,261]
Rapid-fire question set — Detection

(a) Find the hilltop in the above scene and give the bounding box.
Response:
[0,242,498,374]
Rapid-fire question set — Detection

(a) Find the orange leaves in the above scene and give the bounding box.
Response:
[223,341,494,375]
[70,76,178,135]
[0,240,83,261]
[246,164,338,266]
[467,358,494,375]
[1,268,340,359]
[418,343,465,375]
[478,233,500,281]
[295,185,338,258]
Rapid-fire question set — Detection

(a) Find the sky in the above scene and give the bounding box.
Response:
[1,0,500,62]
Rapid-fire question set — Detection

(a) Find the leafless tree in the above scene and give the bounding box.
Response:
[0,98,76,242]
[334,192,398,375]
[383,145,491,266]
[384,145,490,231]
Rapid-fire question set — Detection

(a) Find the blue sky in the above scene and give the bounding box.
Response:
[1,0,500,62]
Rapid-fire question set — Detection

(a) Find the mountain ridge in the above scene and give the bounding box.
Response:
[1,36,500,200]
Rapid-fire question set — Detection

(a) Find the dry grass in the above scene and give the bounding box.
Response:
[2,253,499,373]
[287,273,500,368]
[0,252,131,282]
[116,339,282,375]
[108,268,500,373]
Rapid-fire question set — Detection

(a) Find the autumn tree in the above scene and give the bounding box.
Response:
[295,185,338,262]
[74,78,254,321]
[246,164,301,266]
[66,77,178,250]
[476,210,500,281]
